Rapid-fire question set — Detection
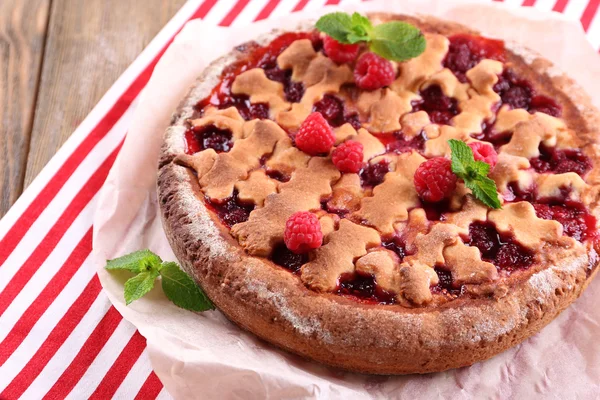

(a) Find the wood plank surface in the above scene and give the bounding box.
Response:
[0,0,51,217]
[21,0,186,193]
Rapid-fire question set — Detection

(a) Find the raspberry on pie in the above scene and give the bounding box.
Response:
[294,111,335,155]
[469,141,498,168]
[332,140,364,173]
[354,52,396,90]
[159,14,600,375]
[323,35,360,64]
[284,211,323,253]
[414,157,457,202]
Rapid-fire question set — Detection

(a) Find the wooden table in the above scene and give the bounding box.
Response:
[0,0,187,218]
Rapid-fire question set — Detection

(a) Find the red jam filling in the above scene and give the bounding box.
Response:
[421,199,451,221]
[185,125,233,154]
[312,94,361,128]
[534,201,597,241]
[359,160,390,188]
[374,131,426,154]
[467,221,534,272]
[205,191,254,228]
[530,145,591,176]
[382,237,407,260]
[443,34,505,82]
[431,267,463,296]
[271,243,308,272]
[412,85,459,125]
[337,273,396,304]
[188,31,596,304]
[494,69,562,116]
[265,169,290,182]
[473,121,512,150]
[503,182,535,203]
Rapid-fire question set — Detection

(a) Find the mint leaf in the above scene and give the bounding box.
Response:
[315,12,426,62]
[465,176,502,210]
[348,12,372,43]
[448,139,474,177]
[315,12,354,43]
[471,160,490,177]
[448,139,501,209]
[106,250,213,312]
[160,262,214,312]
[124,270,159,305]
[369,21,426,62]
[106,249,162,273]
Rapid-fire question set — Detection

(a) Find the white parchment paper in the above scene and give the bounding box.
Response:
[92,1,600,398]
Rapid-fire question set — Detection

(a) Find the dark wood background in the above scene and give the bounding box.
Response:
[0,0,187,218]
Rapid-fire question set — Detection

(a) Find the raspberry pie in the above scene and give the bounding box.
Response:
[158,13,600,374]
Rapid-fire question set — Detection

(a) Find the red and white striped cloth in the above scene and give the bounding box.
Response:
[0,0,599,398]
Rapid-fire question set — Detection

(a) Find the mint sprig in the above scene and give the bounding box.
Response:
[315,12,426,62]
[106,250,214,311]
[448,139,502,209]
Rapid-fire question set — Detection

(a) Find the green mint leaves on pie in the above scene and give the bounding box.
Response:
[448,139,502,209]
[106,250,214,311]
[315,12,426,61]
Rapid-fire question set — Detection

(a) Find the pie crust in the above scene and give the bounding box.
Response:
[158,14,600,374]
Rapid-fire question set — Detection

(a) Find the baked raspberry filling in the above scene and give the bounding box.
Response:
[472,121,512,149]
[467,222,534,272]
[359,160,390,187]
[185,125,233,154]
[413,85,459,125]
[494,69,562,116]
[337,273,396,304]
[443,34,505,82]
[502,182,535,203]
[531,145,592,176]
[431,267,462,296]
[265,169,290,182]
[534,202,597,241]
[312,95,347,127]
[271,243,308,272]
[382,237,407,260]
[207,192,254,228]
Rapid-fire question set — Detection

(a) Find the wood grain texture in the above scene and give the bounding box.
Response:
[0,0,51,217]
[22,0,186,190]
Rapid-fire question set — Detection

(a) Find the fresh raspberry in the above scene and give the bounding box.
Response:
[468,142,498,169]
[332,140,364,173]
[323,35,360,64]
[295,112,335,155]
[414,157,457,203]
[353,52,395,90]
[284,211,323,254]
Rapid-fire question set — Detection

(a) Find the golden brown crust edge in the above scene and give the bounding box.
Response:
[157,14,600,374]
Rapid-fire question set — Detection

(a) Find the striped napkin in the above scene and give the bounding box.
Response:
[1,0,599,399]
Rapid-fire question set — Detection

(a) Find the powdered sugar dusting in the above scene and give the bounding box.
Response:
[528,253,587,302]
[245,278,333,344]
[165,126,186,154]
[170,165,231,260]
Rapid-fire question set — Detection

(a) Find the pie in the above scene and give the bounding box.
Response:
[157,13,600,374]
